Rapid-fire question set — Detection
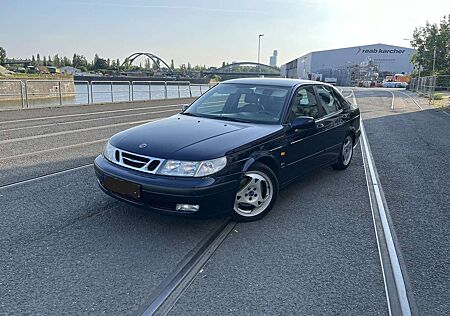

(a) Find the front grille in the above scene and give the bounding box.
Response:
[110,148,164,174]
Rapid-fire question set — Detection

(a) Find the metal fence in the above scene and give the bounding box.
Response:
[0,79,216,110]
[409,75,450,100]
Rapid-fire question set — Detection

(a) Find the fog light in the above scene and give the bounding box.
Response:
[176,204,200,212]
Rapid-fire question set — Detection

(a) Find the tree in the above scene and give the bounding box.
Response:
[72,53,88,69]
[0,47,6,64]
[37,53,41,65]
[93,57,108,70]
[47,56,53,66]
[411,15,450,75]
[43,56,47,66]
[170,59,175,70]
[222,61,226,68]
[54,54,60,67]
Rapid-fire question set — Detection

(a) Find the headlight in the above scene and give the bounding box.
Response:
[103,141,116,162]
[158,157,227,177]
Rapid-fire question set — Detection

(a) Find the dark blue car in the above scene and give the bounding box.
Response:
[94,78,360,221]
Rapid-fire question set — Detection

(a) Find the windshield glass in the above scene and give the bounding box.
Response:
[183,83,291,124]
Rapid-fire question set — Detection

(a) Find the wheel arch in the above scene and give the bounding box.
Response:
[242,153,280,176]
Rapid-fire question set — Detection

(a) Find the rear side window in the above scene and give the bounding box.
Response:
[331,87,350,109]
[316,85,342,115]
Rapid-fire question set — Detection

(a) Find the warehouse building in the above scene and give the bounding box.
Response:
[280,43,415,85]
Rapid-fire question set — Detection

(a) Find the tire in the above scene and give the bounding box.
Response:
[332,133,354,170]
[232,162,279,222]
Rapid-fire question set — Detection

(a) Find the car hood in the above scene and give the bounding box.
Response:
[110,114,283,160]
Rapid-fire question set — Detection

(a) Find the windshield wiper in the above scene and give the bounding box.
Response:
[217,116,251,123]
[181,112,203,118]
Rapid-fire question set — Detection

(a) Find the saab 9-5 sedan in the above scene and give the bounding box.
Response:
[94,78,360,221]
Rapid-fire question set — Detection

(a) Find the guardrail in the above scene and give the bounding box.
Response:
[0,79,217,109]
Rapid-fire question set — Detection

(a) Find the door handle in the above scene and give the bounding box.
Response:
[316,123,324,128]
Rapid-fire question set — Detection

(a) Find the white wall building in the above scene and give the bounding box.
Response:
[280,43,415,85]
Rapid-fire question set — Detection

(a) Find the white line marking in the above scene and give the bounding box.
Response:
[0,108,181,132]
[0,103,187,125]
[0,164,93,190]
[0,138,108,161]
[398,91,423,110]
[351,89,357,106]
[0,119,155,145]
[390,91,395,110]
[360,122,411,315]
[442,110,450,117]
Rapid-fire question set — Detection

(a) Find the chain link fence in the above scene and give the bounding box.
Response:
[409,75,450,101]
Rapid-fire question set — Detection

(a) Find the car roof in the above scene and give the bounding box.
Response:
[221,77,323,87]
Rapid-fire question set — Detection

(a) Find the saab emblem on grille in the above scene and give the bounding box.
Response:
[138,143,148,149]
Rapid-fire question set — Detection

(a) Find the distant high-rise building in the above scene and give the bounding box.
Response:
[269,50,278,67]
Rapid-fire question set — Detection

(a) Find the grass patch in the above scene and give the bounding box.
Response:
[433,93,444,100]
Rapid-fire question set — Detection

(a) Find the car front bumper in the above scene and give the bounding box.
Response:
[94,155,240,217]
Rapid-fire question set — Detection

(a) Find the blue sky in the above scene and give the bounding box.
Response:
[1,0,448,66]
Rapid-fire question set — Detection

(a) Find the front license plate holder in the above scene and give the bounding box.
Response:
[103,176,141,200]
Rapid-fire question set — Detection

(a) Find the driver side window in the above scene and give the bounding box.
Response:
[288,86,320,121]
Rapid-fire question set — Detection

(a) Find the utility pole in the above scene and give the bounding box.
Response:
[257,34,264,76]
[430,46,437,104]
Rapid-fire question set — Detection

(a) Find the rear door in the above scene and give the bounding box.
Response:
[314,85,346,163]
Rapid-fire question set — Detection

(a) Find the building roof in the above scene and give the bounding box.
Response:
[222,77,319,87]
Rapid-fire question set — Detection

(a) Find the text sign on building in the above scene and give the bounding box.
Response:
[356,47,406,55]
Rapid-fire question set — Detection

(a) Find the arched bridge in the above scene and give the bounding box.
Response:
[122,52,173,71]
[204,62,280,77]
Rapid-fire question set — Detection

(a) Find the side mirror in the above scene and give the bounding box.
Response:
[181,104,189,112]
[291,116,315,132]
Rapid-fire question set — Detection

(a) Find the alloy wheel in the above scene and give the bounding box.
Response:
[234,171,273,217]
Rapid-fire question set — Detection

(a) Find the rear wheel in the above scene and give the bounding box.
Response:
[232,162,278,222]
[332,134,354,170]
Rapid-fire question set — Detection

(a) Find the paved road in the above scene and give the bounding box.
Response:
[0,90,448,315]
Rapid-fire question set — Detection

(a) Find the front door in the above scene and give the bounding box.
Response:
[283,85,328,181]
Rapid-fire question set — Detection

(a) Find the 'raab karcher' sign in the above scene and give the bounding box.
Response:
[356,47,406,55]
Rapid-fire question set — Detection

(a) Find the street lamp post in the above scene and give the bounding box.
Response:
[257,34,264,76]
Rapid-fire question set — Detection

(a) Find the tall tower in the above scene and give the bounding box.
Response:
[269,50,278,67]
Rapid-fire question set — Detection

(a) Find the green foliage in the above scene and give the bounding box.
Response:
[433,93,443,100]
[410,15,450,75]
[93,56,108,70]
[0,47,6,64]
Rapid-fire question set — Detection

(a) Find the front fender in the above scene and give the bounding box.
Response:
[242,151,279,174]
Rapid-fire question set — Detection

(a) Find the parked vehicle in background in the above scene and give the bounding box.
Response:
[324,77,337,85]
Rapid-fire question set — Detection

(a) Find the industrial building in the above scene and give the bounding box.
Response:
[280,43,415,86]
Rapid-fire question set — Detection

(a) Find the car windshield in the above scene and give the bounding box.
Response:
[183,83,291,124]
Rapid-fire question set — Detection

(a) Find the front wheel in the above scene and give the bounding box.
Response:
[232,162,279,222]
[332,134,354,170]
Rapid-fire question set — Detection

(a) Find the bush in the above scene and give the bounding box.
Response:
[433,93,443,100]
